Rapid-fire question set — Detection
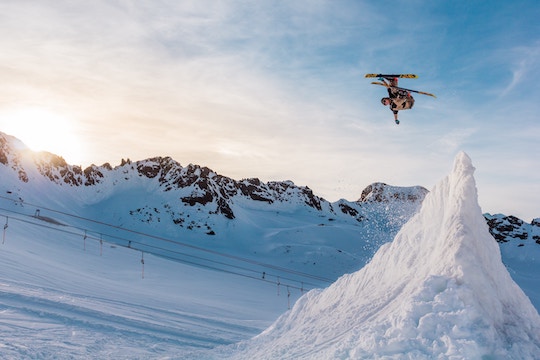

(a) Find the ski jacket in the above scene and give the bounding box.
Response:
[390,96,414,114]
[388,86,414,113]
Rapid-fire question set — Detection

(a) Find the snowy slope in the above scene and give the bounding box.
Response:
[219,152,540,359]
[0,219,291,359]
[487,214,540,316]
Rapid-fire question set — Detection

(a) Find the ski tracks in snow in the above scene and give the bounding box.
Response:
[0,280,258,359]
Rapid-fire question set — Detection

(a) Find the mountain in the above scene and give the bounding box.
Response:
[485,213,540,244]
[0,131,426,222]
[218,152,540,359]
[0,130,538,293]
[0,131,427,283]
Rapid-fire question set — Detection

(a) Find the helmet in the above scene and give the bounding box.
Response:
[381,97,390,105]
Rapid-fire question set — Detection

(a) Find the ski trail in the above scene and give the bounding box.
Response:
[0,280,261,358]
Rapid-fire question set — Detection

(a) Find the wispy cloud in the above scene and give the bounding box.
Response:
[498,41,540,97]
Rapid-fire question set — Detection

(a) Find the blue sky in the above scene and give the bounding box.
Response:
[0,1,538,219]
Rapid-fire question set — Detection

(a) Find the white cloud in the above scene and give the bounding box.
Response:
[499,41,540,97]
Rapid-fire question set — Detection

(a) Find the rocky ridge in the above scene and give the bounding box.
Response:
[485,213,540,245]
[0,132,425,223]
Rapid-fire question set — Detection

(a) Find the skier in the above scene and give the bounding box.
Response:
[380,77,414,124]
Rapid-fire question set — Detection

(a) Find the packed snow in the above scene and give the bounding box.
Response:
[215,152,540,359]
[0,223,297,358]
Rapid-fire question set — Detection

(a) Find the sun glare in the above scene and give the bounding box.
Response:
[0,107,85,165]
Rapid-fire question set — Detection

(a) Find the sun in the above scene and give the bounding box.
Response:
[0,107,85,165]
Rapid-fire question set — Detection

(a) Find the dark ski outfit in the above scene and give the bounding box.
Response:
[382,78,415,124]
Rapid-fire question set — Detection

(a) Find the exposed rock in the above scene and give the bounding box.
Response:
[485,214,531,243]
[359,182,428,203]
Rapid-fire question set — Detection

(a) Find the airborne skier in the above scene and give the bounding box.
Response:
[380,77,415,124]
[365,74,435,125]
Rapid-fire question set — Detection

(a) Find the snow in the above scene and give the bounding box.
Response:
[0,224,289,358]
[0,141,539,359]
[216,152,540,359]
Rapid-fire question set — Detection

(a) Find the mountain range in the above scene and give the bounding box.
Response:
[0,131,538,287]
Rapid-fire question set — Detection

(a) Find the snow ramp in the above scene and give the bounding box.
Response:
[218,151,540,359]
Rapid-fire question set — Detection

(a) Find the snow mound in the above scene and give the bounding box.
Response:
[221,152,540,359]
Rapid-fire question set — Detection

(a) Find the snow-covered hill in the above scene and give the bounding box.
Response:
[218,152,540,359]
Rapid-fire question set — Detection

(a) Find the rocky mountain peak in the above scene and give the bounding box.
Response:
[358,182,428,203]
[485,213,540,245]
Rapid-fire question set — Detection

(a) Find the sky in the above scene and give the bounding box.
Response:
[0,0,538,220]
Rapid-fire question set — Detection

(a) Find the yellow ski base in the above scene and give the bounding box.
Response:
[365,74,418,79]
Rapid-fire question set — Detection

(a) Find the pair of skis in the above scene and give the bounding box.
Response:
[365,74,436,98]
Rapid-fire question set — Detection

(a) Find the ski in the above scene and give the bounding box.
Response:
[371,81,436,98]
[365,74,418,79]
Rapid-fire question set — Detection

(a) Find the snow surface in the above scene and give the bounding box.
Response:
[0,222,292,358]
[216,152,540,359]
